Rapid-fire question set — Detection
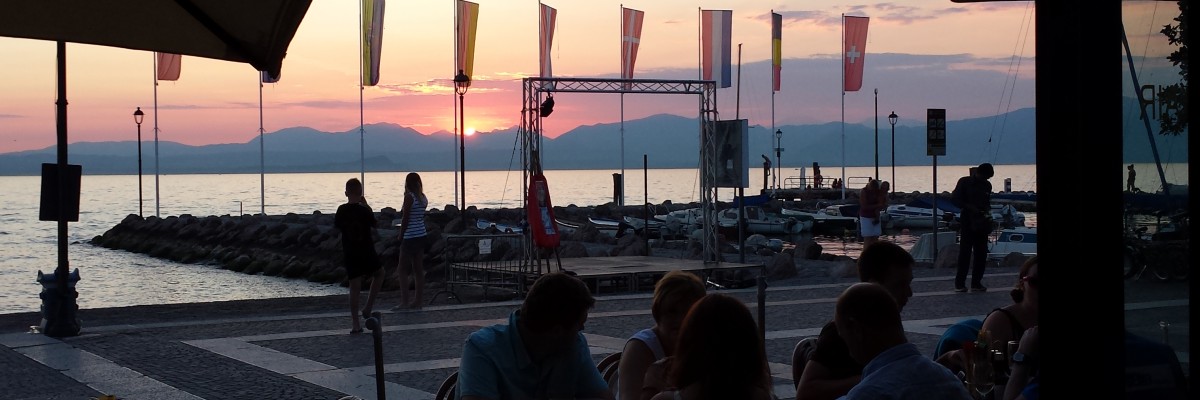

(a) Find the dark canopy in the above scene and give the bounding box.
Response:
[0,0,312,77]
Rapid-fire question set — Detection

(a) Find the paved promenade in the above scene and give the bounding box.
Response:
[1,265,1188,400]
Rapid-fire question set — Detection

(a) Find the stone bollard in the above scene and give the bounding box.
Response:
[37,268,81,337]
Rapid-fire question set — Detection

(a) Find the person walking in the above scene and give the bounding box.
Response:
[334,178,384,333]
[951,162,994,293]
[1127,164,1137,192]
[393,172,429,311]
[858,180,884,246]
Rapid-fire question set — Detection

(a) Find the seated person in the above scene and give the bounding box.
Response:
[795,241,915,400]
[617,270,706,400]
[456,272,614,400]
[835,283,971,399]
[1003,326,1038,400]
[650,294,773,400]
[938,256,1039,377]
[1122,329,1188,400]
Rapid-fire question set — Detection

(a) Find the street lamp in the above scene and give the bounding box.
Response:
[133,107,144,217]
[774,129,783,189]
[888,111,898,198]
[454,69,471,210]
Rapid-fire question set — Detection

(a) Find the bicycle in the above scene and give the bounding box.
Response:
[1124,214,1189,281]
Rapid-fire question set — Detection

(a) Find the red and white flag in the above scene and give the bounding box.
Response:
[539,3,556,79]
[842,15,869,92]
[701,9,732,88]
[621,6,644,83]
[156,53,181,81]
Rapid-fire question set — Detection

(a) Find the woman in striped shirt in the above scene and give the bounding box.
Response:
[394,172,429,311]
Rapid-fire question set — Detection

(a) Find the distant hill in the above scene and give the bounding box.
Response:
[0,105,1173,176]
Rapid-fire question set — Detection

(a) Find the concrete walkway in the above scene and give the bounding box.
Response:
[1,267,1188,400]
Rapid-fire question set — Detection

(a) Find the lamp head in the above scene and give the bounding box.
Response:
[888,111,898,126]
[453,69,470,95]
[133,107,144,125]
[775,129,782,139]
[539,94,555,118]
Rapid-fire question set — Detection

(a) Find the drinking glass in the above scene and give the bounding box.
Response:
[970,357,995,399]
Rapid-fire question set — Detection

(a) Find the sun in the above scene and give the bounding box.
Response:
[465,127,476,136]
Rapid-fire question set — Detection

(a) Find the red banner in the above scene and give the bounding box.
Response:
[843,16,869,92]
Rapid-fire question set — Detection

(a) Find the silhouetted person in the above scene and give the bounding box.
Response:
[1127,164,1137,192]
[951,162,993,292]
[333,178,384,334]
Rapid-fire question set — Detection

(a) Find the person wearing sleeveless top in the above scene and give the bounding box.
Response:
[617,270,705,400]
[393,172,429,311]
[937,256,1039,384]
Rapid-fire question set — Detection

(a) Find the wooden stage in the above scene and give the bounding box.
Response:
[446,255,766,299]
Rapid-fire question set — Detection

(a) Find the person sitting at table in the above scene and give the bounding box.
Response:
[937,256,1039,377]
[617,270,706,400]
[834,283,972,399]
[649,294,773,400]
[794,241,915,400]
[456,272,614,400]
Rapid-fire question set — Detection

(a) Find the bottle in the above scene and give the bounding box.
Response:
[991,349,1008,400]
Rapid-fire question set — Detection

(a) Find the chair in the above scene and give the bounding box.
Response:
[596,352,621,394]
[433,370,459,400]
[790,337,819,387]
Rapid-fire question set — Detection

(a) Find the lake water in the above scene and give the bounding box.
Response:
[0,163,1087,314]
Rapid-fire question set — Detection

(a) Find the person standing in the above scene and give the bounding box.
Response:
[1127,164,1137,192]
[394,172,429,311]
[858,180,883,246]
[813,162,823,189]
[334,178,384,333]
[951,162,994,293]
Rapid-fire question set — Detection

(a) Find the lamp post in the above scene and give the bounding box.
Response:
[133,107,144,217]
[454,69,470,210]
[874,88,879,181]
[888,111,898,198]
[774,129,783,189]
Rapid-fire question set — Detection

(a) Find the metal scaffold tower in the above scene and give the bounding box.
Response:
[520,77,721,262]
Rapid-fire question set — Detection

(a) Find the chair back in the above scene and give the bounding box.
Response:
[596,352,621,394]
[434,370,459,400]
[791,336,819,385]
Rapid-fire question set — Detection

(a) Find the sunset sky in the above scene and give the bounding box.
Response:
[0,1,1179,154]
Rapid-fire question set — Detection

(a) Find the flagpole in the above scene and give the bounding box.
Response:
[453,0,460,208]
[153,54,161,217]
[259,74,266,215]
[619,5,625,207]
[839,14,846,200]
[358,1,366,193]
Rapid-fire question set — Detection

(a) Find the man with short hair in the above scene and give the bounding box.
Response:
[457,272,614,400]
[793,241,915,400]
[952,162,994,292]
[834,283,971,399]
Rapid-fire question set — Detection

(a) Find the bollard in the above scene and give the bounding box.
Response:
[757,275,767,341]
[366,311,385,400]
[37,268,81,337]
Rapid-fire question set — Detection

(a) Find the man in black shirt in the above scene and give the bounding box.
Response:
[951,163,994,292]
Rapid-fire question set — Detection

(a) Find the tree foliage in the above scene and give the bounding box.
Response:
[1157,0,1188,136]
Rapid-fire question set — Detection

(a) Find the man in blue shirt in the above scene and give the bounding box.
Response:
[834,283,971,400]
[457,272,613,400]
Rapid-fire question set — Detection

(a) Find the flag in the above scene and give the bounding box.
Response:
[701,9,732,88]
[539,3,556,78]
[457,0,480,84]
[261,70,281,83]
[843,15,869,92]
[361,0,385,86]
[156,53,181,81]
[621,7,644,82]
[771,12,782,92]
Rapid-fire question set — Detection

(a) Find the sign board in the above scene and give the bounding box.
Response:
[927,108,946,156]
[39,163,82,222]
[714,119,750,188]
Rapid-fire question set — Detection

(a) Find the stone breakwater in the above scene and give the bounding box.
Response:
[88,202,759,290]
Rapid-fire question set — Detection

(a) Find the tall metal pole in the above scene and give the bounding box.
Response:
[153,55,161,217]
[890,111,896,199]
[136,118,143,217]
[259,77,266,215]
[459,92,466,210]
[874,88,879,180]
[932,155,938,266]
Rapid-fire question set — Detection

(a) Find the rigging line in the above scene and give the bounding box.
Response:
[990,4,1035,163]
[986,2,1032,158]
[501,123,524,208]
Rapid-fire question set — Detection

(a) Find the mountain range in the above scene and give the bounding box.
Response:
[0,102,1185,175]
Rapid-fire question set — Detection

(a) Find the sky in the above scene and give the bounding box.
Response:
[0,1,1179,154]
